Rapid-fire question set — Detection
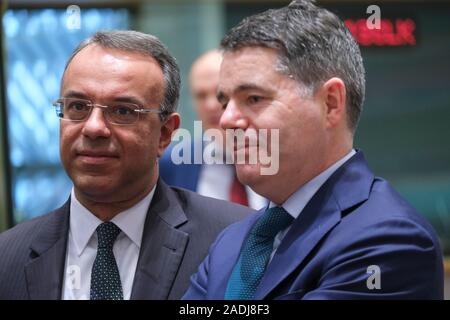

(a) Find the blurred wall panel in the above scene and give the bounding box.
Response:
[136,0,226,134]
[3,7,129,223]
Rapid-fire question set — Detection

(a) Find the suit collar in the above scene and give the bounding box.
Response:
[25,178,190,300]
[278,149,356,220]
[108,187,155,249]
[328,150,374,213]
[255,150,374,299]
[26,200,70,299]
[131,179,189,299]
[152,179,188,228]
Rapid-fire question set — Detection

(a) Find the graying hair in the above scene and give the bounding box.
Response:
[221,0,365,132]
[64,30,180,120]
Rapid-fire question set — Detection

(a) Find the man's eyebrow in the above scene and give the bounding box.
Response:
[234,84,267,93]
[62,90,145,106]
[63,90,88,99]
[113,96,146,107]
[217,83,271,102]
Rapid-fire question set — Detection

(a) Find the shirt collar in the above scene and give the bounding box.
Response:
[270,149,356,219]
[69,186,156,256]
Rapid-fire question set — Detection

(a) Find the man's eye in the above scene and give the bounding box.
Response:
[247,96,263,104]
[68,101,89,111]
[112,106,134,115]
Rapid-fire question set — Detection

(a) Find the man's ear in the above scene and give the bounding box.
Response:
[158,112,181,157]
[321,77,347,129]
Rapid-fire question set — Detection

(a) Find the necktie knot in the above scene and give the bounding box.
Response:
[225,206,293,300]
[96,222,121,249]
[251,206,293,238]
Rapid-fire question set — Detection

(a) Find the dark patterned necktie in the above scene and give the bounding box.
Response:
[225,206,293,299]
[90,222,123,300]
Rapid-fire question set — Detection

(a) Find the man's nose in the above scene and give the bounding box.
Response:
[219,100,248,130]
[81,107,111,140]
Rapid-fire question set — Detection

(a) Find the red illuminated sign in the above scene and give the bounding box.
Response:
[345,18,416,47]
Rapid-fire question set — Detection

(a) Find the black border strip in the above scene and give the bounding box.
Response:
[0,0,15,228]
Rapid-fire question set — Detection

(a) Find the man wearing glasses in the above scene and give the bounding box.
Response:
[0,30,252,300]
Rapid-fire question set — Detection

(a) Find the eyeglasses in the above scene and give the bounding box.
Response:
[53,97,163,125]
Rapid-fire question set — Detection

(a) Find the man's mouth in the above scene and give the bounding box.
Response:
[76,150,119,165]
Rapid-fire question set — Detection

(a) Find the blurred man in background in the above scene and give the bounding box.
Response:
[0,31,252,300]
[160,49,267,209]
[184,0,444,299]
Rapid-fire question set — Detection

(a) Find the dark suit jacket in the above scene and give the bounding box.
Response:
[0,179,253,300]
[184,151,444,299]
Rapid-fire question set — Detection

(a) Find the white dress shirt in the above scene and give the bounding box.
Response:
[269,149,357,260]
[197,163,268,210]
[197,140,267,210]
[62,186,155,300]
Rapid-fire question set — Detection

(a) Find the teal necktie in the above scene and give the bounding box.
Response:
[90,222,123,300]
[225,206,293,300]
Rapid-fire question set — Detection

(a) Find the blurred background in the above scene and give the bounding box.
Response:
[0,0,449,296]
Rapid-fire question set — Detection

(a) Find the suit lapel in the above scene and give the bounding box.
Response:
[25,201,70,299]
[254,190,341,299]
[131,180,189,299]
[190,139,202,191]
[255,151,374,299]
[23,181,191,300]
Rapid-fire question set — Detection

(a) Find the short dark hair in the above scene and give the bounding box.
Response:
[221,0,365,132]
[64,30,180,120]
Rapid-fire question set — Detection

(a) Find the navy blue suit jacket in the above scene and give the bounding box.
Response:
[159,142,202,192]
[184,151,444,299]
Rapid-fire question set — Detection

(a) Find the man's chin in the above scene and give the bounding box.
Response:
[72,177,117,200]
[235,163,263,186]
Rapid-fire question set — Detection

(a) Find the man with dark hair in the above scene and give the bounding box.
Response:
[184,0,443,299]
[0,30,252,300]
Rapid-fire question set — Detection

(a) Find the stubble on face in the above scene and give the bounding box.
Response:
[219,47,329,204]
[60,45,165,219]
